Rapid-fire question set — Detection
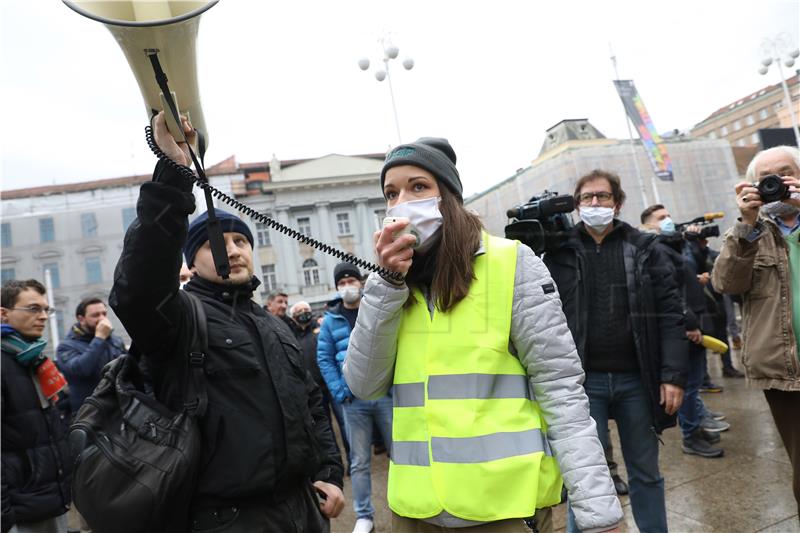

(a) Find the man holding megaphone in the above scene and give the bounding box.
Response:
[108,112,346,532]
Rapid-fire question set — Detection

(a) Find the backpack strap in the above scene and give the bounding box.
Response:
[183,291,208,418]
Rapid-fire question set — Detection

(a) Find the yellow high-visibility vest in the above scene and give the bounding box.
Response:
[389,233,563,522]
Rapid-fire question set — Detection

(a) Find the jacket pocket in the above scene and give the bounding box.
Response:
[750,255,778,300]
[204,331,260,378]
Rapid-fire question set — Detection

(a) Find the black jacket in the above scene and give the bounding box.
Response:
[1,350,72,533]
[109,161,343,507]
[543,221,688,433]
[287,320,325,392]
[658,235,706,332]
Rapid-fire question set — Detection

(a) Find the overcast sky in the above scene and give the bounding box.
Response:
[1,1,798,196]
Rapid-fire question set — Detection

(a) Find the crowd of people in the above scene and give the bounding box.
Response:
[1,111,798,533]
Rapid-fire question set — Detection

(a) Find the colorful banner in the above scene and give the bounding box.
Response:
[613,80,674,181]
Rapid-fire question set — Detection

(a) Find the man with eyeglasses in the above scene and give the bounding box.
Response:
[542,170,688,533]
[56,297,127,413]
[1,279,72,533]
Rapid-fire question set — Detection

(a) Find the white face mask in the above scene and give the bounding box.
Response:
[579,206,615,232]
[386,196,443,248]
[761,195,800,218]
[338,286,362,304]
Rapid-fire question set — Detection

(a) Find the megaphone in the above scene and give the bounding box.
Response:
[63,1,218,158]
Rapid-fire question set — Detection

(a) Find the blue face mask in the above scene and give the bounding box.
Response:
[659,217,676,235]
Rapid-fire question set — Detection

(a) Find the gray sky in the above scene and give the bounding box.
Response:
[1,0,798,196]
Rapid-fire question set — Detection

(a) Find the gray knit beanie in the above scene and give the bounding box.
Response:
[380,137,462,201]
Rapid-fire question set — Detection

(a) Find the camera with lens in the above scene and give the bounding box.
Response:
[756,174,790,203]
[504,191,575,255]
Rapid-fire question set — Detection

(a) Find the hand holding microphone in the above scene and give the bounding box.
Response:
[374,218,418,278]
[153,111,196,168]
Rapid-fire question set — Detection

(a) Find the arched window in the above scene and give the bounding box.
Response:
[302,259,320,286]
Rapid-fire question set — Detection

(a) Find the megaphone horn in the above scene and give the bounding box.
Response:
[63,1,218,158]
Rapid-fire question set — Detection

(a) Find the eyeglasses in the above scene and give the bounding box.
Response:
[577,191,614,205]
[9,306,56,317]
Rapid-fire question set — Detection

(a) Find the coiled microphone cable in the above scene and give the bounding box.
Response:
[145,125,403,282]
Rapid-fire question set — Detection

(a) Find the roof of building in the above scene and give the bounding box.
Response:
[695,72,799,126]
[1,152,388,200]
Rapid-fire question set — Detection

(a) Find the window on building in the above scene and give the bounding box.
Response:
[122,207,136,231]
[720,125,729,136]
[750,132,760,144]
[759,107,769,120]
[40,217,55,243]
[42,263,60,289]
[336,213,351,235]
[256,222,271,247]
[774,102,783,112]
[736,138,746,147]
[54,309,66,339]
[745,114,755,126]
[1,268,15,283]
[81,212,98,238]
[733,120,742,131]
[261,264,276,291]
[85,257,102,284]
[708,131,717,140]
[297,217,312,236]
[302,259,320,286]
[1,223,11,248]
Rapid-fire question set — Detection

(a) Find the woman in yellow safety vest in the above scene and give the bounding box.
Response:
[342,137,623,533]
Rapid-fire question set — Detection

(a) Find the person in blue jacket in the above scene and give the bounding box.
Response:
[317,262,392,533]
[56,297,127,413]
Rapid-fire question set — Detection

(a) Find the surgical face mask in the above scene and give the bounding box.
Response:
[295,311,313,325]
[761,195,800,218]
[386,196,443,248]
[579,206,615,232]
[338,286,362,304]
[659,217,676,235]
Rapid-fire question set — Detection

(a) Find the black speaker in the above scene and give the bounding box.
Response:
[758,128,798,149]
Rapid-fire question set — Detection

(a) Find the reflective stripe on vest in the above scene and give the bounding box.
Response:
[389,233,563,522]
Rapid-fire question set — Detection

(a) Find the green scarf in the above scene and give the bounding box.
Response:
[1,325,47,368]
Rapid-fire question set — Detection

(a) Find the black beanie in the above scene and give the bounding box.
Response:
[381,137,462,201]
[333,262,361,286]
[184,208,255,267]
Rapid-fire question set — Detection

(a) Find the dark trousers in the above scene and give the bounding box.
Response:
[190,484,329,533]
[764,389,800,514]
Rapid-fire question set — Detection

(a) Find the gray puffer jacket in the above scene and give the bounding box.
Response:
[343,239,622,532]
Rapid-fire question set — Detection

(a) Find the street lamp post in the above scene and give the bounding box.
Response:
[359,37,414,145]
[759,33,800,147]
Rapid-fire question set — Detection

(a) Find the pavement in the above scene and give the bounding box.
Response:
[331,352,799,533]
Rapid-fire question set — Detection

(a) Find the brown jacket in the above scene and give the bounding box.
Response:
[712,218,799,391]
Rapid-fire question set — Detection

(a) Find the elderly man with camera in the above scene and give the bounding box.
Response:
[712,145,800,512]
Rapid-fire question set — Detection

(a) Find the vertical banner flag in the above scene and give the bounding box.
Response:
[613,80,674,181]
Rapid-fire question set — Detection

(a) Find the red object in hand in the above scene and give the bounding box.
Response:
[36,358,67,399]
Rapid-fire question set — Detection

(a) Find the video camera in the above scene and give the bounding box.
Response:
[675,212,723,240]
[504,191,575,255]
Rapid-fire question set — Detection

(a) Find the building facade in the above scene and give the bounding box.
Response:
[690,71,799,147]
[466,119,742,242]
[1,152,387,348]
[1,166,237,349]
[237,153,387,310]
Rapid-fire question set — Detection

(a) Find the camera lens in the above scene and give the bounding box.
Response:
[757,174,789,203]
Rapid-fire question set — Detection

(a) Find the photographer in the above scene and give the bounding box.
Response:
[543,170,687,533]
[712,145,800,512]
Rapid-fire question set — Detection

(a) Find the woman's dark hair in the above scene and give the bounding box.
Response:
[405,185,483,313]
